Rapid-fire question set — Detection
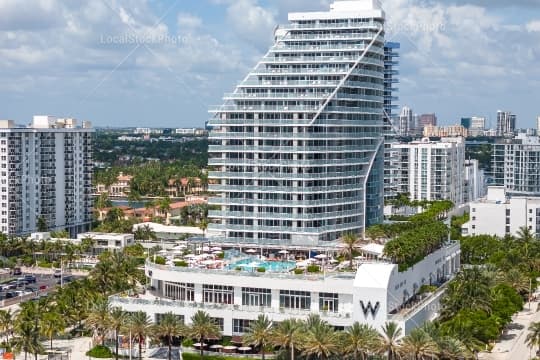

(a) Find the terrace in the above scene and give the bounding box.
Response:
[149,241,390,277]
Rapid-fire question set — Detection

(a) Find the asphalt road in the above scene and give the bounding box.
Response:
[0,271,76,307]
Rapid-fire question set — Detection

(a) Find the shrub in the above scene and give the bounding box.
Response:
[174,260,188,267]
[235,266,242,271]
[307,265,320,273]
[294,268,304,275]
[38,261,53,268]
[182,338,194,347]
[153,256,166,265]
[257,267,266,273]
[418,285,437,295]
[86,345,113,358]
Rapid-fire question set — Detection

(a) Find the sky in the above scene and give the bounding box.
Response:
[0,0,539,129]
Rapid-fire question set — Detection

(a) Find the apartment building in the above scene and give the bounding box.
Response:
[0,116,93,236]
[492,133,540,195]
[392,137,466,205]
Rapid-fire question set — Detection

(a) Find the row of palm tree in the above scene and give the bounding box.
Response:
[87,308,474,360]
[86,306,220,360]
[243,314,473,360]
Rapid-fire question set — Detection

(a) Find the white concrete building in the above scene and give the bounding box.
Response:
[110,241,460,335]
[76,232,135,254]
[398,106,414,137]
[493,134,540,196]
[463,186,540,238]
[0,116,93,236]
[464,159,486,203]
[392,138,466,205]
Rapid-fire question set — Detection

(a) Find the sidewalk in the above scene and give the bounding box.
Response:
[479,300,540,360]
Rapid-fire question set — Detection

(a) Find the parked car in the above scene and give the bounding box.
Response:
[12,267,22,276]
[5,292,16,299]
[24,275,36,283]
[53,269,62,278]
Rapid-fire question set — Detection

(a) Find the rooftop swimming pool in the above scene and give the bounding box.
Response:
[227,258,296,272]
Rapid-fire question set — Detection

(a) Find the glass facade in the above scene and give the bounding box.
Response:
[208,2,386,246]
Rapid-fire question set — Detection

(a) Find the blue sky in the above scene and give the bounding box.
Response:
[0,0,539,128]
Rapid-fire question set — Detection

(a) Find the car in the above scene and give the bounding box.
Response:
[24,275,36,283]
[53,269,62,278]
[5,292,16,299]
[39,285,47,290]
[5,284,17,290]
[25,286,37,293]
[12,267,22,276]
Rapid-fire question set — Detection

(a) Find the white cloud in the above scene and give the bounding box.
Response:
[177,13,203,30]
[223,0,277,49]
[527,20,540,32]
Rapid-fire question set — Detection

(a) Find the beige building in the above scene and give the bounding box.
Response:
[423,125,468,138]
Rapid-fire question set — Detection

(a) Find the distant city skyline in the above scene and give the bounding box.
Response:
[0,0,539,127]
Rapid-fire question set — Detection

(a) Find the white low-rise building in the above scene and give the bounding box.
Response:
[77,232,135,253]
[29,231,135,254]
[463,186,540,238]
[110,242,460,335]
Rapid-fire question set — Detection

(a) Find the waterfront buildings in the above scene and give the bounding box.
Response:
[496,111,516,137]
[392,137,466,205]
[0,116,93,236]
[110,241,461,336]
[492,133,540,195]
[462,186,540,237]
[208,0,387,246]
[423,124,468,138]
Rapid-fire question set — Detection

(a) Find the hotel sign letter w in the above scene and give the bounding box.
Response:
[360,300,380,317]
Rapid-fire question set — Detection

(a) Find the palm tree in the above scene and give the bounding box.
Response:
[301,322,340,360]
[86,299,111,345]
[498,268,530,295]
[152,313,185,360]
[340,232,361,268]
[41,312,66,349]
[243,315,273,360]
[376,322,402,360]
[198,219,208,240]
[109,307,128,360]
[13,303,44,360]
[271,318,303,360]
[399,328,438,360]
[341,322,380,360]
[516,225,535,259]
[80,236,96,256]
[526,322,540,355]
[189,310,221,360]
[126,311,152,360]
[0,309,13,343]
[12,321,44,360]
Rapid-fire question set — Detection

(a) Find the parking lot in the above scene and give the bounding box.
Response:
[0,271,78,307]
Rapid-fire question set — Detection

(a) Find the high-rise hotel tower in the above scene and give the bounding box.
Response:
[208,0,386,247]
